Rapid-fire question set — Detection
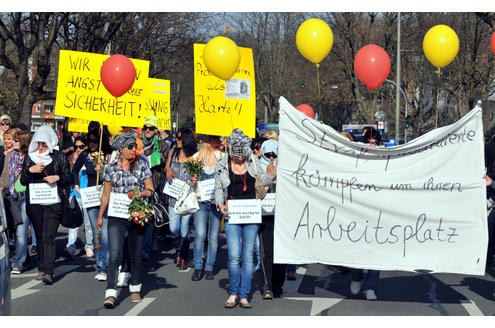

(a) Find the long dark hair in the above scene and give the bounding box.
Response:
[177,128,197,158]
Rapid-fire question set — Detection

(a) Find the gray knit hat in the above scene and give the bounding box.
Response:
[112,132,137,151]
[227,128,251,158]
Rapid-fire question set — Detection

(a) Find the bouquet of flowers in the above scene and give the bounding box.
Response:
[90,151,107,180]
[127,188,154,227]
[183,158,203,178]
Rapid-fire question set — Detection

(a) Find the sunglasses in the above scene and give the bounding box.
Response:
[253,145,261,151]
[88,139,98,144]
[75,145,86,149]
[1,122,9,126]
[264,152,277,159]
[126,143,137,150]
[143,126,157,131]
[176,136,182,141]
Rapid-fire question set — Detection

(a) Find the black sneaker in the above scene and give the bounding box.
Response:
[204,271,214,280]
[191,269,203,281]
[42,273,54,285]
[262,290,273,300]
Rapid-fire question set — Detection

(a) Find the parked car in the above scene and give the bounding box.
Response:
[0,195,11,315]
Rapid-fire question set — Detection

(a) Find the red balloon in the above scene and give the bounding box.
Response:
[491,32,495,56]
[353,44,391,90]
[100,54,136,98]
[296,104,315,118]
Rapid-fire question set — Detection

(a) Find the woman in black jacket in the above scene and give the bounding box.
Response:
[20,125,72,285]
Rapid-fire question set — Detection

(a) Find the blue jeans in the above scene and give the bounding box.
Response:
[193,202,221,272]
[11,196,30,270]
[351,269,380,291]
[224,220,259,300]
[168,205,192,256]
[87,207,108,273]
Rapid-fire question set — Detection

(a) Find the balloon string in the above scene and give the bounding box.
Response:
[370,89,375,125]
[435,69,441,129]
[316,63,321,120]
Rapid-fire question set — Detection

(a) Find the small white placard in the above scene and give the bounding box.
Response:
[29,183,59,204]
[163,178,187,199]
[198,178,215,201]
[228,199,262,224]
[261,193,276,216]
[225,79,251,99]
[107,192,132,219]
[79,185,103,208]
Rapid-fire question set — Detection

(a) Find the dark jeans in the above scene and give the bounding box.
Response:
[26,203,63,275]
[487,209,495,264]
[106,217,146,290]
[259,215,287,291]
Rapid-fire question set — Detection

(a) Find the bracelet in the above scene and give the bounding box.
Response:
[145,188,154,197]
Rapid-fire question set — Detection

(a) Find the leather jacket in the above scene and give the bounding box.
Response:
[20,150,72,205]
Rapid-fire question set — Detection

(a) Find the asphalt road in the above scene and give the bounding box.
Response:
[7,226,495,317]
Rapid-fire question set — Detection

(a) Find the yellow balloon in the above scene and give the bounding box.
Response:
[423,24,459,69]
[203,36,241,80]
[296,18,334,64]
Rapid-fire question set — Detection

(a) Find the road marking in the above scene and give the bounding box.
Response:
[460,300,484,316]
[11,279,42,299]
[125,298,156,316]
[284,266,344,316]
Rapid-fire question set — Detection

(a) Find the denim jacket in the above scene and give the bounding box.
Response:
[214,154,271,206]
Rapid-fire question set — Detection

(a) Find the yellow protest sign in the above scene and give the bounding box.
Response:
[55,50,150,127]
[193,44,256,138]
[142,78,171,130]
[67,118,91,132]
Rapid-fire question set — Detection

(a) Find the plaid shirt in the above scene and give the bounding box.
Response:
[102,156,152,193]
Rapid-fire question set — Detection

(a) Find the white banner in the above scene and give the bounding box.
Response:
[274,97,488,275]
[108,192,131,219]
[79,185,103,208]
[29,183,59,204]
[228,199,262,224]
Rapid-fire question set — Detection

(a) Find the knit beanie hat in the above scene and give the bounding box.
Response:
[112,132,137,151]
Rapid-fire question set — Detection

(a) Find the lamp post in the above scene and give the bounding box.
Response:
[386,79,408,144]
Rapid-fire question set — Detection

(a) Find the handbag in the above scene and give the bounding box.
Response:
[14,175,26,193]
[150,191,169,228]
[60,188,84,229]
[251,154,268,200]
[174,184,200,215]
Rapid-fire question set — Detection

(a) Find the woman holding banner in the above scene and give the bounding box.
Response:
[214,128,268,309]
[20,125,72,285]
[96,132,154,308]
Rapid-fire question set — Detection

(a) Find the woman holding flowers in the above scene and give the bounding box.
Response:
[164,127,198,271]
[96,132,154,308]
[190,135,224,281]
[214,128,271,309]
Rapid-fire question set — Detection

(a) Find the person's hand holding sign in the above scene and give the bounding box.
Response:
[43,175,60,184]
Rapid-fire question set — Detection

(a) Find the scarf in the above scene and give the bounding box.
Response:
[28,125,59,165]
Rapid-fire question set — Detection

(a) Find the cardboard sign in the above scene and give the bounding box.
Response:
[107,192,131,219]
[261,192,276,216]
[29,183,59,204]
[228,199,262,224]
[193,44,256,138]
[163,178,187,199]
[79,185,103,208]
[198,178,215,202]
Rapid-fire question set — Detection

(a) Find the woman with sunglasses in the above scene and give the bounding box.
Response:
[0,130,32,274]
[214,128,271,309]
[96,132,154,308]
[20,125,72,285]
[165,127,198,271]
[257,139,286,299]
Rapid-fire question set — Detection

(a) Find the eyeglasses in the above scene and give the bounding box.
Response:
[143,126,157,131]
[37,142,48,149]
[126,143,137,150]
[75,145,86,149]
[88,139,98,144]
[264,152,277,159]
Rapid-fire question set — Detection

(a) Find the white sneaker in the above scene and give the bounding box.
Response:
[94,272,107,281]
[350,280,362,295]
[364,289,377,301]
[86,248,94,258]
[116,272,131,287]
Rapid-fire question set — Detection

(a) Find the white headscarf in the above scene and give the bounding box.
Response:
[259,139,278,173]
[28,125,60,165]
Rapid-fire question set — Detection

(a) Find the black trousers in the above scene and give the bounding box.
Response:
[258,215,287,291]
[27,203,62,275]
